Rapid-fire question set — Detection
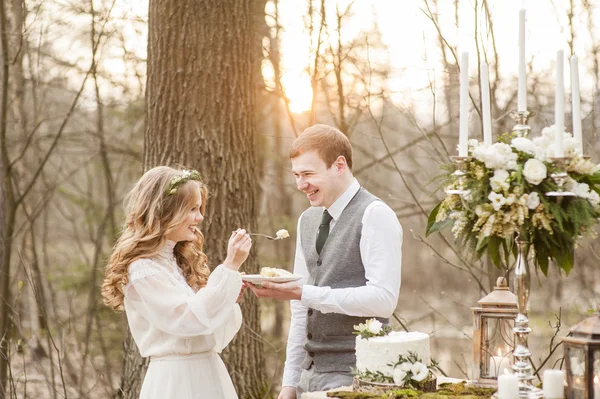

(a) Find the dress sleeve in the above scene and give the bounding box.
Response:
[213,304,242,353]
[125,260,243,337]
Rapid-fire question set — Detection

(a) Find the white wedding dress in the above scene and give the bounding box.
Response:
[123,240,243,399]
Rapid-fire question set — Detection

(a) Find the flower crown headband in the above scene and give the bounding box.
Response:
[165,169,201,196]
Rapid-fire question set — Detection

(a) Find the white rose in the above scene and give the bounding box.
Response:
[488,192,506,211]
[393,368,407,385]
[511,137,536,155]
[411,362,430,382]
[523,159,547,185]
[490,170,510,192]
[367,319,382,335]
[526,192,540,210]
[276,229,290,239]
[398,362,413,372]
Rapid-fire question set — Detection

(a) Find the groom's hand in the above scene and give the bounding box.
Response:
[278,386,297,399]
[247,281,302,300]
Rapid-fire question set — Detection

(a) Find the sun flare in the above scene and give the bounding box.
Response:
[281,73,313,114]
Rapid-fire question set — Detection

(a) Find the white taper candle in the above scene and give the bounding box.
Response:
[570,55,583,153]
[459,51,469,156]
[555,50,565,157]
[518,9,527,112]
[481,62,492,146]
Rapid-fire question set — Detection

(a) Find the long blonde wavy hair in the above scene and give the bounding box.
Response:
[102,166,210,311]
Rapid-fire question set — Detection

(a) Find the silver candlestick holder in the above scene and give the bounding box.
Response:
[546,157,576,198]
[509,110,536,137]
[445,156,471,197]
[512,238,543,399]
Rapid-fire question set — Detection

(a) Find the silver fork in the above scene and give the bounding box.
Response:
[249,233,281,240]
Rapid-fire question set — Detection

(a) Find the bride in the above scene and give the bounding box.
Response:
[102,166,251,398]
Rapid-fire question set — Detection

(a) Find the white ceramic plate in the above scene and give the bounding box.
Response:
[241,274,303,284]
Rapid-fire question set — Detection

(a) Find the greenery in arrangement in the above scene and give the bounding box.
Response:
[354,351,439,390]
[426,126,600,275]
[353,318,393,339]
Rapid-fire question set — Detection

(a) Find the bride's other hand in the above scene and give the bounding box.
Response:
[278,386,296,399]
[223,229,252,271]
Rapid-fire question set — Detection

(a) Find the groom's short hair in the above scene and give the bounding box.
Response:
[289,124,353,171]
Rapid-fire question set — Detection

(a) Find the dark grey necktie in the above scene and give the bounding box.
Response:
[316,209,333,255]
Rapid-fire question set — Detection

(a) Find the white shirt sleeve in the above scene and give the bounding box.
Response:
[281,215,309,388]
[125,262,243,337]
[300,201,402,318]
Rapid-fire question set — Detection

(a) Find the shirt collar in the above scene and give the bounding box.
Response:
[325,179,360,221]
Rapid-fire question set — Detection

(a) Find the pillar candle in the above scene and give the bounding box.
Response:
[543,369,565,399]
[459,51,469,156]
[555,50,565,157]
[481,62,492,146]
[570,55,583,153]
[498,373,519,399]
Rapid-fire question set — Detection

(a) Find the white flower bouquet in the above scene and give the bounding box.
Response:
[426,126,600,274]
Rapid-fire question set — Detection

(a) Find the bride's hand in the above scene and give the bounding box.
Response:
[223,229,252,271]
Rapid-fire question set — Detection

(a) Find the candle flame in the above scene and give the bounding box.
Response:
[498,348,502,357]
[594,375,599,384]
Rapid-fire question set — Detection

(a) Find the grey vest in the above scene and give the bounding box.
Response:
[300,187,389,373]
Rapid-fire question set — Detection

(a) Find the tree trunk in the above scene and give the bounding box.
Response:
[118,0,266,397]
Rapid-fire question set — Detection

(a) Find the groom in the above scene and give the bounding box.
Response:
[248,124,403,398]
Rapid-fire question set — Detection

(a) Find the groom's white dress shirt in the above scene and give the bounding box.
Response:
[282,179,403,388]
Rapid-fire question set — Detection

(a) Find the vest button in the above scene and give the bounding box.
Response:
[308,352,315,357]
[308,309,313,316]
[316,259,322,266]
[307,333,313,339]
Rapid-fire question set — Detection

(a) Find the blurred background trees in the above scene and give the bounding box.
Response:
[0,0,598,397]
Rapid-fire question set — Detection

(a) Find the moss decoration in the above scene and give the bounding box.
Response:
[326,382,496,399]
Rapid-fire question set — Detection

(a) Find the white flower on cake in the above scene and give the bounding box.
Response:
[276,229,290,239]
[522,159,547,185]
[392,368,407,385]
[367,320,383,335]
[353,318,391,339]
[410,362,429,382]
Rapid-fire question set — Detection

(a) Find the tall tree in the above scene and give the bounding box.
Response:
[117,0,267,397]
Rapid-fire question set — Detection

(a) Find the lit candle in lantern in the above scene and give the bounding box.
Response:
[498,373,519,399]
[570,55,583,153]
[481,62,492,146]
[518,9,527,112]
[459,51,469,157]
[543,369,565,399]
[555,49,565,157]
[594,375,599,399]
[489,348,511,378]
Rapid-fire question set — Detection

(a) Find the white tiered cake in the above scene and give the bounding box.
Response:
[355,331,431,377]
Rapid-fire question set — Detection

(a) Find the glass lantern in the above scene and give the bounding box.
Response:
[472,277,518,386]
[563,306,600,399]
